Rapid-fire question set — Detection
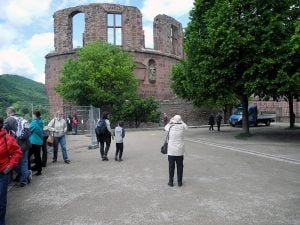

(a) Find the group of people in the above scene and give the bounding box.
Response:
[208,113,223,131]
[94,111,189,188]
[0,107,224,224]
[0,107,72,225]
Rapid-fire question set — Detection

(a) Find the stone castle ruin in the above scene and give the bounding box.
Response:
[45,3,298,124]
[45,3,185,118]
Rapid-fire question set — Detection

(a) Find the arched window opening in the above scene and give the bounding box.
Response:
[72,12,85,48]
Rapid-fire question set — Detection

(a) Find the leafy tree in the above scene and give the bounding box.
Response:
[171,0,299,134]
[112,97,160,128]
[56,41,138,108]
[270,18,300,128]
[172,60,238,121]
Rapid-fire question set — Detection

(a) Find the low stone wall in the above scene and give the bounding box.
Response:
[250,100,300,122]
[159,100,216,126]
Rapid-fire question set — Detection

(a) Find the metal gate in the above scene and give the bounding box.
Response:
[63,105,100,148]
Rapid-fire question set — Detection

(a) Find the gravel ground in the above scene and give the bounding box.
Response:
[6,123,300,225]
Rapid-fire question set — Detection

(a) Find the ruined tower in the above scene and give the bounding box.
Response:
[45,3,183,116]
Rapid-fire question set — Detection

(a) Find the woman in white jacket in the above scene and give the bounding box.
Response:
[164,115,188,187]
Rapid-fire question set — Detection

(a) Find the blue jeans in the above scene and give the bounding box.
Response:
[73,126,78,135]
[19,150,30,185]
[53,135,69,161]
[0,173,9,225]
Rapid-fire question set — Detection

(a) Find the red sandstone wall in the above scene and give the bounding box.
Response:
[46,3,184,116]
[134,50,180,100]
[53,4,144,53]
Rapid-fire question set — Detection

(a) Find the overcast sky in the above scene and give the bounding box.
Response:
[0,0,194,84]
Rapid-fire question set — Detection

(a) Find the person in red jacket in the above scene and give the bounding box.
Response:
[0,117,22,225]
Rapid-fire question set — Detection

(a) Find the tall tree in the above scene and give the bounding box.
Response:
[270,15,300,128]
[56,41,138,108]
[171,0,299,133]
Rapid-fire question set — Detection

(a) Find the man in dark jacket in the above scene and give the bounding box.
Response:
[208,114,215,131]
[216,113,223,131]
[96,112,114,161]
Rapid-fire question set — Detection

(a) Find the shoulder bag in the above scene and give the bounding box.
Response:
[161,125,173,154]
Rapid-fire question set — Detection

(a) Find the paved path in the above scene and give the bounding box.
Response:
[7,124,300,225]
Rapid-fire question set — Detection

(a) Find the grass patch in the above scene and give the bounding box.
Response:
[235,133,254,139]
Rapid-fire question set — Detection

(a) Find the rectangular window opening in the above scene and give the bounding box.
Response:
[107,13,122,46]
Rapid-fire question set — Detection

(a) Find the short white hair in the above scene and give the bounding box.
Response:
[171,115,182,123]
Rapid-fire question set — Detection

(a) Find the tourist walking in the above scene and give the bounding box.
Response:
[164,115,188,187]
[72,114,79,135]
[48,111,71,164]
[216,113,223,131]
[208,114,215,131]
[161,113,169,126]
[95,112,114,161]
[0,117,22,225]
[114,121,125,161]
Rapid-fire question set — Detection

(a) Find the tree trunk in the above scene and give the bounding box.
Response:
[241,95,250,134]
[288,94,295,128]
[223,107,227,124]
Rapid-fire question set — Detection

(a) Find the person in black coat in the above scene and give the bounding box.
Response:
[216,113,223,131]
[208,114,215,131]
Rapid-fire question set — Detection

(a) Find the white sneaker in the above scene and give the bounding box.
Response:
[28,170,32,184]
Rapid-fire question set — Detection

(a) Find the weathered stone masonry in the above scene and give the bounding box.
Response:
[45,3,299,124]
[45,3,184,117]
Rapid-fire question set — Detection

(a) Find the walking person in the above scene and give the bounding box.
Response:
[162,113,169,126]
[0,117,22,225]
[216,113,223,131]
[72,114,78,135]
[208,114,215,131]
[67,115,72,133]
[114,121,125,162]
[28,111,44,176]
[95,112,114,161]
[164,115,188,187]
[3,107,32,187]
[48,111,71,164]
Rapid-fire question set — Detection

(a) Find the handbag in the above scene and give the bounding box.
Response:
[161,125,173,154]
[46,135,54,146]
[161,141,168,154]
[46,119,56,147]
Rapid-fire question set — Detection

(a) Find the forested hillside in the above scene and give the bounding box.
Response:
[0,74,48,119]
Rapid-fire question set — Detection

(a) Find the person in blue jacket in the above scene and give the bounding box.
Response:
[28,111,44,176]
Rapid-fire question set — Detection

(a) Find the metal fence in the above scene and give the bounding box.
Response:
[63,105,100,148]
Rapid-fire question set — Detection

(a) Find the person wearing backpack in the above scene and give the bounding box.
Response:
[95,112,114,161]
[3,107,32,187]
[28,111,44,176]
[47,111,71,164]
[0,117,22,225]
